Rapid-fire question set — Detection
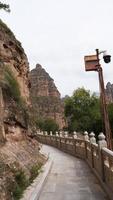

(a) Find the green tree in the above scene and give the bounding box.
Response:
[64,87,102,134]
[0,2,10,12]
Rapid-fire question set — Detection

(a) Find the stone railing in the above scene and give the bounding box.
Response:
[36,131,113,200]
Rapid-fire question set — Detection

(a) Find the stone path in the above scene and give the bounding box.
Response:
[39,145,108,200]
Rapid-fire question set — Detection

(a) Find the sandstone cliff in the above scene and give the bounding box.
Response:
[0,20,45,200]
[0,19,30,103]
[30,64,66,129]
[105,82,113,104]
[0,19,31,138]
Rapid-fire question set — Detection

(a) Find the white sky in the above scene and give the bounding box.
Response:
[1,0,113,97]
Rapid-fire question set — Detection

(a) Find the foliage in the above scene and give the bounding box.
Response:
[36,118,59,133]
[64,87,102,134]
[0,1,10,12]
[30,162,42,182]
[12,169,29,200]
[4,66,21,103]
[2,65,29,128]
[11,163,43,200]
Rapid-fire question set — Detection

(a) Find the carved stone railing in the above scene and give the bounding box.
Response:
[36,131,113,200]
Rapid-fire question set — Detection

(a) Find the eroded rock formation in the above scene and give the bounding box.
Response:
[0,19,30,139]
[0,20,45,199]
[30,64,66,129]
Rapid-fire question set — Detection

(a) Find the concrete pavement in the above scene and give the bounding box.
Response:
[39,145,108,200]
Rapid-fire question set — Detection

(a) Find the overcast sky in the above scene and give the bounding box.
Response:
[1,0,113,97]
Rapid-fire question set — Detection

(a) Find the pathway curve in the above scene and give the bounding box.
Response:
[39,145,108,200]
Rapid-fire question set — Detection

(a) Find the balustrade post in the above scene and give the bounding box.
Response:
[89,132,96,144]
[55,131,58,147]
[89,132,96,168]
[50,131,53,146]
[43,131,48,135]
[50,131,53,136]
[98,132,107,149]
[73,131,77,139]
[98,132,107,182]
[83,131,89,159]
[44,131,48,144]
[59,131,63,137]
[84,131,89,141]
[64,131,68,138]
[55,131,59,136]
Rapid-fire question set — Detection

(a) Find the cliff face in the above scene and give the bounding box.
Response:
[0,19,31,140]
[105,82,113,104]
[0,20,30,103]
[0,21,46,200]
[30,64,66,129]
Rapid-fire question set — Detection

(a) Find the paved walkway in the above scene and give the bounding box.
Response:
[39,145,108,200]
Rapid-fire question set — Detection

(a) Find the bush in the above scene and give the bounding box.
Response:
[12,164,43,200]
[12,185,23,200]
[4,66,21,103]
[12,169,29,200]
[30,163,42,182]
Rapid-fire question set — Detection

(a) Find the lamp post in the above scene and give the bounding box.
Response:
[84,49,112,150]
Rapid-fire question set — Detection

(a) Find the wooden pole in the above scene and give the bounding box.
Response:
[96,49,112,150]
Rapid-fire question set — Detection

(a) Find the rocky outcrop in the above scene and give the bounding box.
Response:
[30,64,66,129]
[30,64,60,98]
[0,19,31,139]
[0,20,46,200]
[105,82,113,104]
[0,19,30,103]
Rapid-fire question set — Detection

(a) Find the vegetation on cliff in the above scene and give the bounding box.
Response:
[4,66,21,102]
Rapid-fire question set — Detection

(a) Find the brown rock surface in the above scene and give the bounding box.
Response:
[105,82,113,104]
[0,135,45,200]
[0,20,46,199]
[0,19,30,103]
[30,64,66,129]
[0,19,30,134]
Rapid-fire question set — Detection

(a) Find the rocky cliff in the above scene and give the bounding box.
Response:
[105,82,113,104]
[0,19,30,103]
[30,64,66,129]
[0,19,31,139]
[0,20,45,200]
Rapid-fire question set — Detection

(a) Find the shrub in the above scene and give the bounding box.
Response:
[4,66,21,103]
[12,169,29,200]
[30,163,42,182]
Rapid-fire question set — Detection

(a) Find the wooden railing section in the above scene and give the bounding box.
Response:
[37,132,113,200]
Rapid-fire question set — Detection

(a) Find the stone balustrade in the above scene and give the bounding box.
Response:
[36,130,113,200]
